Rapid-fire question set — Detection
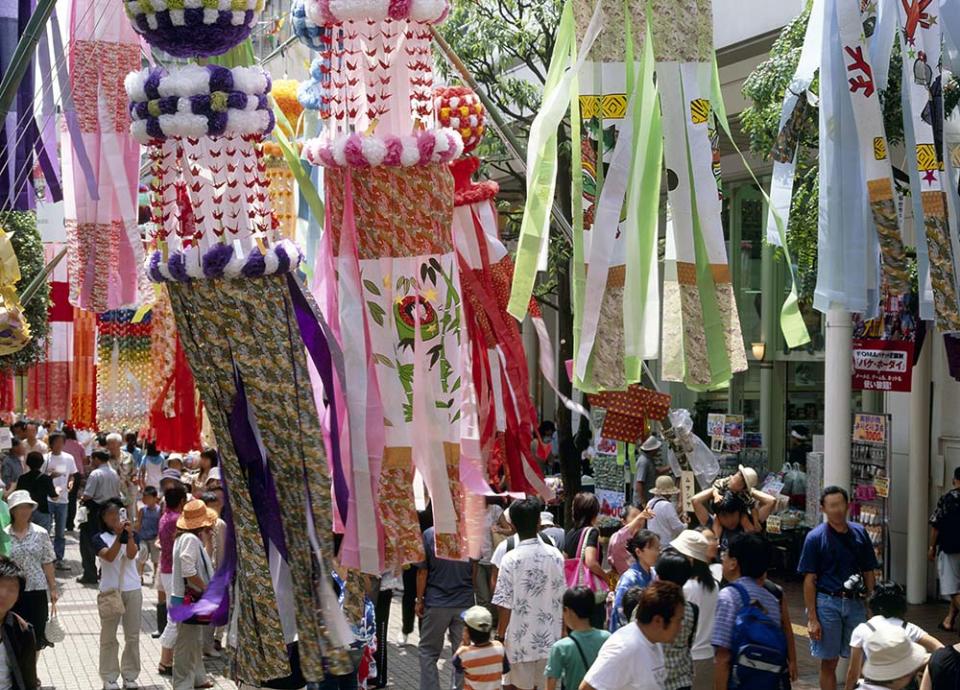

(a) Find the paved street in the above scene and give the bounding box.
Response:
[35,533,954,689]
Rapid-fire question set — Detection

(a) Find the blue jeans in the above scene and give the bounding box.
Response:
[49,502,68,561]
[810,593,866,659]
[30,511,51,531]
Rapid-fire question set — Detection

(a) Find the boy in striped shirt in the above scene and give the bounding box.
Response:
[452,605,510,690]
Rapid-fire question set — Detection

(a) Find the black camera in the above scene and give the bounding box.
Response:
[843,573,866,596]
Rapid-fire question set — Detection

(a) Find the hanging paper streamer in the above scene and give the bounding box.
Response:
[63,0,146,313]
[895,0,960,332]
[69,306,97,428]
[26,244,72,421]
[95,309,152,432]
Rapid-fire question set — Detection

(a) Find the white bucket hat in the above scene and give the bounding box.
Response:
[6,490,36,511]
[640,435,662,452]
[861,626,928,682]
[671,530,711,564]
[738,465,759,491]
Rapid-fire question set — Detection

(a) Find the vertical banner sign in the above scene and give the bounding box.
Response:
[851,339,914,392]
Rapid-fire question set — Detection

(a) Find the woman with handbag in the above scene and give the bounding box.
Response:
[94,498,142,690]
[4,490,57,652]
[170,499,217,690]
[564,493,617,629]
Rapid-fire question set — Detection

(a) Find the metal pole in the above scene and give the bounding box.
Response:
[430,26,574,244]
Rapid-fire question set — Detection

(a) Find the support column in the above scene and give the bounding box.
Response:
[759,242,777,467]
[823,306,852,491]
[907,334,932,604]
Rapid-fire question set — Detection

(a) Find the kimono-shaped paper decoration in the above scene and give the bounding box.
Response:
[63,0,146,313]
[123,0,265,58]
[127,50,351,686]
[509,0,748,393]
[95,309,151,431]
[587,385,670,444]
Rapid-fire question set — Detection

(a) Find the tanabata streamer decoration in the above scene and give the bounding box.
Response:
[302,0,548,573]
[63,0,147,313]
[509,0,755,393]
[122,0,265,58]
[69,307,97,428]
[144,285,201,452]
[95,309,152,432]
[125,7,352,683]
[772,0,960,333]
[26,244,72,421]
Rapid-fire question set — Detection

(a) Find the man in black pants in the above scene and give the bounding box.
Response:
[77,451,120,584]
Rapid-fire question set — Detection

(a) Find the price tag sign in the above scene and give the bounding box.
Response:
[874,476,889,499]
[680,471,696,514]
[767,515,782,534]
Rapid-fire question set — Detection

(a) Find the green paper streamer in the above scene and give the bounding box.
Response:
[709,59,810,349]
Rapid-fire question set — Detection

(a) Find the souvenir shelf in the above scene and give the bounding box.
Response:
[850,413,891,578]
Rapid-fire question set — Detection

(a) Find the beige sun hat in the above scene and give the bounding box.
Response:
[176,499,218,531]
[738,465,759,491]
[861,626,929,682]
[651,475,680,496]
[671,530,711,563]
[5,490,36,511]
[640,435,662,452]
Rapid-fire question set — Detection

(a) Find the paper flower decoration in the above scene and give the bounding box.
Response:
[303,129,463,168]
[291,0,326,50]
[123,0,265,58]
[125,64,275,143]
[272,79,304,136]
[146,240,303,283]
[298,57,325,112]
[305,0,448,25]
[434,86,485,155]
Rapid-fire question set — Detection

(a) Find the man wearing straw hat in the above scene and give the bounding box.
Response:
[635,435,667,506]
[645,476,686,546]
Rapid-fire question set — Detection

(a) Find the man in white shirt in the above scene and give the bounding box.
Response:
[24,422,47,455]
[580,581,686,690]
[45,431,78,570]
[645,476,686,546]
[492,497,566,690]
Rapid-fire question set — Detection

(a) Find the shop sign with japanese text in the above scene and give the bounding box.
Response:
[851,339,913,393]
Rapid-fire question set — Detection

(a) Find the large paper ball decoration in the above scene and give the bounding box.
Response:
[434,86,485,155]
[123,0,266,58]
[291,0,326,50]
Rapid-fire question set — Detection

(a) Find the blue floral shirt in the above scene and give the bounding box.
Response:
[610,562,655,631]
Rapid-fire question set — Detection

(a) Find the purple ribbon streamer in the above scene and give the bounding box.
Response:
[286,272,349,526]
[169,372,287,624]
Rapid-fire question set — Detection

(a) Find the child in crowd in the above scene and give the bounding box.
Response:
[545,587,610,690]
[135,486,161,584]
[452,605,510,690]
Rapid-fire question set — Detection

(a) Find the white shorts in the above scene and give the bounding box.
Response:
[158,571,173,594]
[503,659,546,690]
[939,551,960,596]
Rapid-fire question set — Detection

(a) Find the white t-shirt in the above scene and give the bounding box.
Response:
[646,497,685,546]
[583,622,666,690]
[44,452,77,504]
[95,532,141,592]
[849,615,925,656]
[683,578,720,661]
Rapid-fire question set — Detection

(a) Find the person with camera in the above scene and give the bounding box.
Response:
[94,498,142,690]
[799,486,880,690]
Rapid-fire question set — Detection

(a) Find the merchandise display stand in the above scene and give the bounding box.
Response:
[850,413,891,578]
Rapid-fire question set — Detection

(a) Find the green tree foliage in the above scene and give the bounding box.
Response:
[739,7,905,300]
[0,211,51,371]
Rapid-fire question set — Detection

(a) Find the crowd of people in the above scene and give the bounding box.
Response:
[0,420,225,689]
[0,418,958,690]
